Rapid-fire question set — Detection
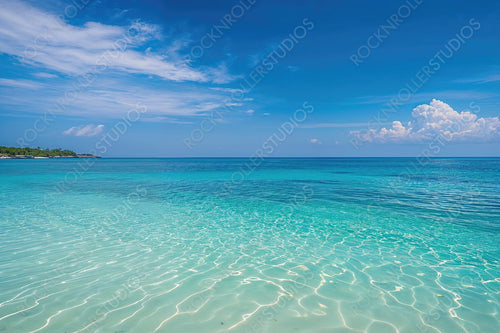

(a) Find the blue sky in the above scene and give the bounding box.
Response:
[0,0,499,157]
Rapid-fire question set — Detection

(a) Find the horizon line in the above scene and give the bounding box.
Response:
[51,156,500,159]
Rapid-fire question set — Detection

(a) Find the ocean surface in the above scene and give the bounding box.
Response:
[0,158,499,333]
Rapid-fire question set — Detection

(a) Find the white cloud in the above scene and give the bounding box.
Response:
[350,99,500,143]
[0,75,245,120]
[33,72,58,79]
[303,122,386,128]
[310,138,322,144]
[210,87,245,93]
[0,78,42,89]
[73,83,237,118]
[476,74,500,83]
[63,124,104,137]
[352,91,494,105]
[0,1,233,83]
[456,74,500,84]
[245,109,255,115]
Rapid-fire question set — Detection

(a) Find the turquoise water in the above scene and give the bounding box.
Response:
[0,158,499,333]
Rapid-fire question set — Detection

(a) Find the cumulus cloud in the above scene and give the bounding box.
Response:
[351,99,500,143]
[310,138,322,144]
[63,124,104,137]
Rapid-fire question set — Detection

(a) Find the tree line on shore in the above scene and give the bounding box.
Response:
[0,146,78,157]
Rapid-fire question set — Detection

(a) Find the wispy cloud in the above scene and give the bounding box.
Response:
[0,1,250,121]
[350,99,500,143]
[71,82,238,118]
[455,74,500,84]
[351,90,495,105]
[210,87,245,93]
[302,122,387,128]
[33,72,59,79]
[0,0,234,83]
[0,78,42,89]
[0,75,244,120]
[63,124,104,137]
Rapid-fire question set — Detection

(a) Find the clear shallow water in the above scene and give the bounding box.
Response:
[0,158,499,333]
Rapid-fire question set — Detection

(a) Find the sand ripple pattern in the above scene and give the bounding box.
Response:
[0,158,499,332]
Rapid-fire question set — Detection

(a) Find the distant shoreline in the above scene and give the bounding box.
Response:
[0,146,100,159]
[0,155,101,159]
